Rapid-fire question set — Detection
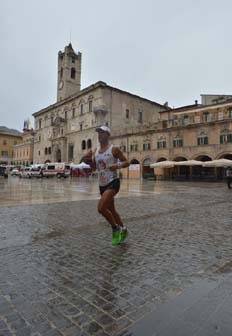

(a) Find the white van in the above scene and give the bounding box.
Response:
[41,162,71,178]
[19,166,43,178]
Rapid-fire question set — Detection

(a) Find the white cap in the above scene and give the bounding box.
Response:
[96,125,111,135]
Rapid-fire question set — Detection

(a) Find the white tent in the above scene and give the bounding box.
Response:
[70,162,91,169]
[174,160,203,166]
[150,161,175,168]
[203,159,232,167]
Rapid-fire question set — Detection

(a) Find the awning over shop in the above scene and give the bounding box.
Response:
[151,159,232,168]
[203,159,232,167]
[173,160,203,166]
[150,161,175,168]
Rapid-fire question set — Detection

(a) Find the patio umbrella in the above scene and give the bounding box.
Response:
[150,161,175,168]
[174,160,203,166]
[203,159,232,167]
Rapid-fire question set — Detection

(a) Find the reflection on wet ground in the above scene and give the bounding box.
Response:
[0,176,225,206]
[1,177,232,335]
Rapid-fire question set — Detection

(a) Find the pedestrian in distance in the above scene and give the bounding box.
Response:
[226,167,232,189]
[87,126,129,245]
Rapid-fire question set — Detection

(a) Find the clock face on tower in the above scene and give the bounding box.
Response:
[58,80,64,90]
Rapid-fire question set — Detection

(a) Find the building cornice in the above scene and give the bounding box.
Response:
[33,81,169,117]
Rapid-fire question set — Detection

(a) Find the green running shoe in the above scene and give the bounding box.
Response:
[120,227,128,242]
[112,228,121,246]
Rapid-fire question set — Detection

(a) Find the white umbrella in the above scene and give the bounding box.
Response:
[150,160,175,168]
[76,162,91,169]
[174,160,203,166]
[203,159,232,167]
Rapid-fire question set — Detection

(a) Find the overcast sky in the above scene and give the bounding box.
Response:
[1,0,232,131]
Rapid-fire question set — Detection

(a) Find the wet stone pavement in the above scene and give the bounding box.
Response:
[0,177,232,335]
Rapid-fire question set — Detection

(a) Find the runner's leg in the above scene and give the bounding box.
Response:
[98,189,117,228]
[108,198,124,228]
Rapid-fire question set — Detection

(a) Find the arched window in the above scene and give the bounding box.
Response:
[88,95,93,112]
[89,100,92,112]
[82,140,86,150]
[80,104,84,115]
[87,139,92,149]
[71,68,76,79]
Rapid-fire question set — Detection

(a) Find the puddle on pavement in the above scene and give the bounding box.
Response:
[127,276,226,336]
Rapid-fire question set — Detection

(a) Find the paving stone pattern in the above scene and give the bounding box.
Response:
[0,181,232,335]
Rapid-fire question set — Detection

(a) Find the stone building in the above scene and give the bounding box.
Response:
[111,96,232,179]
[32,43,169,165]
[13,127,34,166]
[32,43,232,180]
[0,126,22,165]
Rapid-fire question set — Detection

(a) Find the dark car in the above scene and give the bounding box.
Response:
[0,166,8,178]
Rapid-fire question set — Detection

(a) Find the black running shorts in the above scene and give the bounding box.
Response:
[99,178,120,195]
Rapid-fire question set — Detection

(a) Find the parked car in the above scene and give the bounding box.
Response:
[19,167,42,178]
[41,162,71,178]
[11,168,20,176]
[0,166,8,178]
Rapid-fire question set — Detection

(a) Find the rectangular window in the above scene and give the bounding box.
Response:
[120,144,126,152]
[80,104,84,115]
[220,134,232,144]
[162,121,168,129]
[130,144,138,152]
[143,143,151,151]
[126,109,129,119]
[68,144,74,161]
[1,151,8,157]
[173,116,178,126]
[157,141,166,149]
[138,111,143,123]
[89,100,92,113]
[72,108,75,118]
[3,139,7,145]
[203,112,211,122]
[197,136,208,145]
[14,140,17,145]
[65,111,68,120]
[182,115,189,125]
[228,108,232,118]
[39,119,42,129]
[173,139,183,147]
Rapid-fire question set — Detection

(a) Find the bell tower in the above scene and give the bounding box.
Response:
[57,43,82,101]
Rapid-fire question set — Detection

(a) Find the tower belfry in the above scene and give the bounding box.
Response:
[57,43,82,101]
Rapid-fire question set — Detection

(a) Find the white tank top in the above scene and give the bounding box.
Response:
[95,144,118,186]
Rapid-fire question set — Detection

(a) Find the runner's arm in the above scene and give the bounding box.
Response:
[109,147,129,171]
[86,149,97,171]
